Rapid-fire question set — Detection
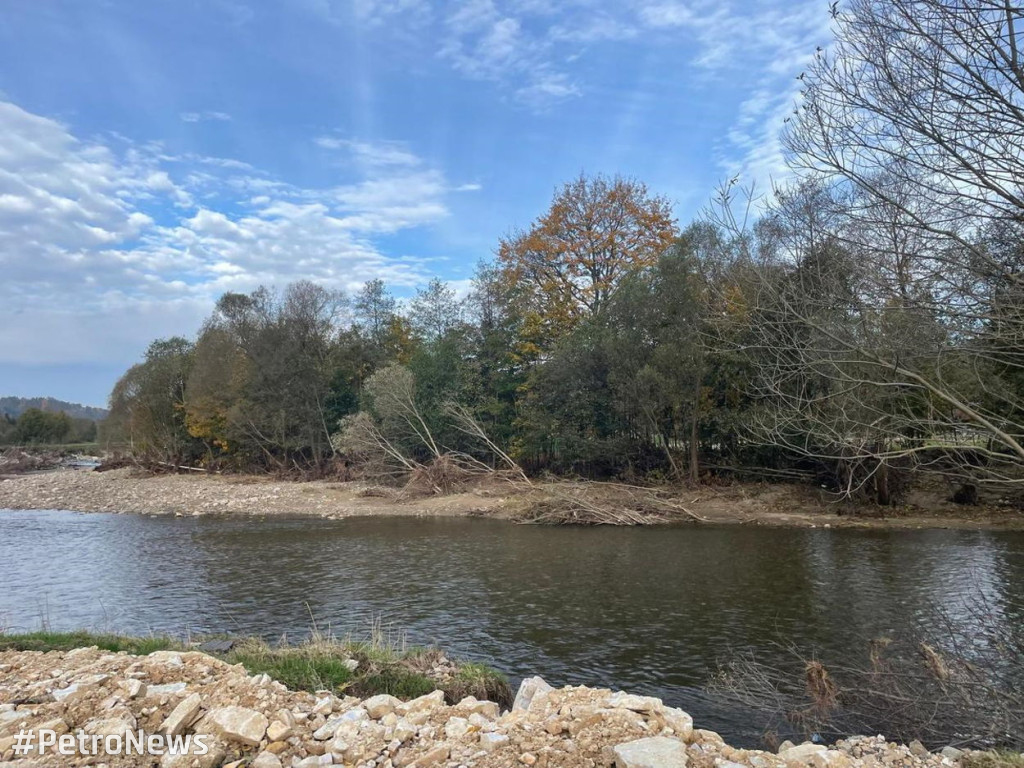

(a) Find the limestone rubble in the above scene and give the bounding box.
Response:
[0,647,974,768]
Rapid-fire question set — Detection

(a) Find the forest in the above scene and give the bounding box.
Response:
[101,0,1024,508]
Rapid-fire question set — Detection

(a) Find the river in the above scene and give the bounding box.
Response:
[2,510,1022,744]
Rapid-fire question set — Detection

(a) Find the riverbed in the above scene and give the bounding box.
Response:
[2,510,1023,745]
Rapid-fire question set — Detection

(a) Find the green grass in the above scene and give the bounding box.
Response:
[0,630,512,707]
[0,631,181,655]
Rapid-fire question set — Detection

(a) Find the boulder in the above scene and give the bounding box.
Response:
[266,719,293,742]
[512,676,553,712]
[363,694,402,719]
[207,706,269,746]
[608,692,663,713]
[480,731,510,752]
[613,736,688,768]
[161,692,202,736]
[780,743,829,765]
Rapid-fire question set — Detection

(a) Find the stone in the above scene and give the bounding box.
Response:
[779,741,797,754]
[660,706,694,740]
[403,690,445,714]
[312,696,334,715]
[266,719,293,742]
[445,716,471,739]
[123,679,146,698]
[512,676,553,712]
[408,744,450,767]
[909,740,929,758]
[612,736,688,768]
[364,694,402,719]
[161,692,202,736]
[780,744,829,765]
[83,713,137,738]
[207,705,269,746]
[456,696,500,720]
[480,732,510,752]
[313,708,368,740]
[608,692,663,713]
[251,752,283,768]
[941,747,965,761]
[148,682,187,696]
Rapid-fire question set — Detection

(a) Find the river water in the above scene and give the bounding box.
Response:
[2,510,1022,743]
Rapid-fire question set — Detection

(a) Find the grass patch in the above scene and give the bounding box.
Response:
[0,629,511,708]
[0,631,181,655]
[445,661,513,709]
[225,637,356,693]
[962,753,1024,768]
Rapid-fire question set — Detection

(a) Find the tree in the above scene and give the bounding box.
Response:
[105,338,199,461]
[408,278,463,342]
[354,279,398,349]
[728,0,1024,498]
[498,173,677,341]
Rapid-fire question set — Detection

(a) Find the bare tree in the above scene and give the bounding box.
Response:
[713,0,1024,502]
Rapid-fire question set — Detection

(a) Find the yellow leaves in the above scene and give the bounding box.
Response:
[497,173,678,344]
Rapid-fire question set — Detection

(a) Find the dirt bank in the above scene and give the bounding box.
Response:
[0,645,972,767]
[1,468,1022,529]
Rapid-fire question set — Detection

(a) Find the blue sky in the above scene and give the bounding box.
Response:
[0,0,832,407]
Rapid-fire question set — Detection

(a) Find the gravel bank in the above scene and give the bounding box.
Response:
[0,469,506,518]
[0,646,976,768]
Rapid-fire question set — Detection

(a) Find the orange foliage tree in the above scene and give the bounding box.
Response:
[497,173,677,343]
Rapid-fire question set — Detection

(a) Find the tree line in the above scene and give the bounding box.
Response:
[104,0,1024,506]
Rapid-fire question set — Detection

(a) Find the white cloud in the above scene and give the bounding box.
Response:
[0,100,461,365]
[179,111,232,123]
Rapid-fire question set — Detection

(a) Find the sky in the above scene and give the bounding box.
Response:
[0,0,833,408]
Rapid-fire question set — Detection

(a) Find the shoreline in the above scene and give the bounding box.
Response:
[2,467,1023,530]
[0,641,982,768]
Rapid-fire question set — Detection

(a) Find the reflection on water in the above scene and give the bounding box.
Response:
[1,510,1022,744]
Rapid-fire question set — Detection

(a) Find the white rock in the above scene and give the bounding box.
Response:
[613,736,688,768]
[123,679,147,698]
[162,693,202,736]
[608,692,663,713]
[266,719,293,742]
[51,683,80,701]
[149,682,188,696]
[512,676,553,712]
[250,752,283,768]
[480,732,510,752]
[445,716,471,739]
[780,744,829,764]
[207,706,269,746]
[312,696,334,715]
[84,715,136,738]
[363,694,402,719]
[403,690,445,714]
[661,706,694,740]
[456,696,499,720]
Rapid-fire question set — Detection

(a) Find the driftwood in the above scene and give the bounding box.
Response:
[516,481,709,526]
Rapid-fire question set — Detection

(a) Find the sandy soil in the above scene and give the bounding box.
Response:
[1,467,1022,529]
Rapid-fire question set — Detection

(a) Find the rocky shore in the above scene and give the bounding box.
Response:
[0,469,505,519]
[3,467,1023,529]
[0,646,974,768]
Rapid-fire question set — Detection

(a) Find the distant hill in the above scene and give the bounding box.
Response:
[0,396,108,421]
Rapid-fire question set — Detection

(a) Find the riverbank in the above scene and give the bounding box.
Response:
[1,467,1022,529]
[0,642,982,768]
